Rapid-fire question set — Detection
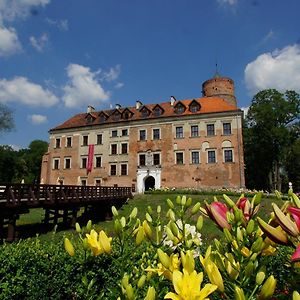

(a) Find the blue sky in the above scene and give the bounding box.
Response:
[1,0,300,149]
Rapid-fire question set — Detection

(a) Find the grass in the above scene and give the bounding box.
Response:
[12,191,284,244]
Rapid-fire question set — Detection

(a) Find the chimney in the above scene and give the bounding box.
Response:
[170,96,176,106]
[136,100,143,110]
[87,105,95,114]
[115,103,121,110]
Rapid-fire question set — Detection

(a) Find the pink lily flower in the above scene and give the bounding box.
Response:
[236,197,247,210]
[288,206,300,231]
[291,244,300,262]
[205,202,231,230]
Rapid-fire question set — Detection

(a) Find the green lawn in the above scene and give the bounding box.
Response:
[14,192,283,243]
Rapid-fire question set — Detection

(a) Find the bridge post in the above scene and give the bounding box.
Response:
[6,216,17,242]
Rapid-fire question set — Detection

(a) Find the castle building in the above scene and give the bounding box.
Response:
[41,74,245,193]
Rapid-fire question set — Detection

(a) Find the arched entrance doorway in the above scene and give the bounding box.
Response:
[144,176,155,191]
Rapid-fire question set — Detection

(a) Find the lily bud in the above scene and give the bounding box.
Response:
[120,216,126,228]
[196,216,203,231]
[191,202,201,215]
[145,286,156,300]
[223,228,233,243]
[256,267,266,285]
[170,221,179,236]
[75,222,81,233]
[234,286,246,300]
[157,205,161,214]
[292,193,300,208]
[244,261,254,277]
[111,206,118,217]
[259,275,276,300]
[143,220,153,239]
[186,197,192,207]
[246,219,255,235]
[137,275,146,288]
[223,194,235,208]
[129,207,138,219]
[64,238,75,256]
[251,237,264,253]
[147,206,153,214]
[167,198,174,209]
[136,226,145,246]
[125,284,134,300]
[181,195,187,206]
[145,212,153,223]
[114,219,122,234]
[165,226,175,240]
[236,227,243,243]
[157,249,170,269]
[86,220,92,232]
[293,291,300,300]
[176,195,181,204]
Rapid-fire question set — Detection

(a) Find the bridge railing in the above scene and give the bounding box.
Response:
[0,183,133,208]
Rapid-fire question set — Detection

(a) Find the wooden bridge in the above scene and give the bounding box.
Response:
[0,183,133,242]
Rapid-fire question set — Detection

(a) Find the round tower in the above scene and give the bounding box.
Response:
[202,73,237,107]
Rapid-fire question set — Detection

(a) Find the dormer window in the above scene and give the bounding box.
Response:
[85,113,95,124]
[140,106,151,118]
[99,112,108,123]
[174,102,186,114]
[153,105,164,117]
[189,100,201,113]
[122,108,133,120]
[111,110,121,121]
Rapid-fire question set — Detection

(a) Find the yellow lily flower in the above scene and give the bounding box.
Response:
[86,229,112,256]
[164,269,217,300]
[64,238,75,256]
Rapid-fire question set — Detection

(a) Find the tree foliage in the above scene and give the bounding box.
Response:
[244,89,300,191]
[0,103,14,133]
[0,140,48,183]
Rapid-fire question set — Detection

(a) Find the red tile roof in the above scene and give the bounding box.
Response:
[51,97,240,131]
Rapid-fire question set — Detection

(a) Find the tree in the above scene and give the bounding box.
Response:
[0,103,14,133]
[22,140,48,183]
[0,146,18,182]
[244,89,300,191]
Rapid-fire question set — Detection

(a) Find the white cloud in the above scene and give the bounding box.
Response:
[0,26,22,56]
[0,0,50,23]
[245,44,300,94]
[45,18,69,31]
[0,0,51,57]
[217,0,237,6]
[62,64,110,108]
[115,82,124,89]
[29,33,49,52]
[28,114,48,124]
[0,76,59,107]
[102,65,121,82]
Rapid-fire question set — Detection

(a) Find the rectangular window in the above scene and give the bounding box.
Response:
[81,179,87,186]
[139,129,146,141]
[223,123,232,135]
[153,128,160,140]
[64,158,71,169]
[175,126,184,138]
[121,164,127,176]
[66,137,72,147]
[96,134,102,145]
[122,129,128,136]
[139,154,146,166]
[224,149,233,162]
[95,156,102,168]
[191,151,200,164]
[111,144,117,155]
[121,143,128,154]
[110,165,117,176]
[208,150,216,163]
[55,138,61,148]
[207,124,215,136]
[53,158,59,170]
[191,125,199,137]
[95,179,101,186]
[82,157,87,168]
[111,130,118,137]
[82,135,88,146]
[176,152,184,165]
[153,153,160,165]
